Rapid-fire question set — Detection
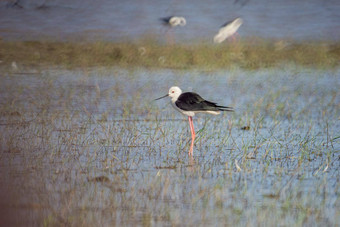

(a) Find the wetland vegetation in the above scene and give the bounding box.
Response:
[0,39,339,226]
[1,39,340,70]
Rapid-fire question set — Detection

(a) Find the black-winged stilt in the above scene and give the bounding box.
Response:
[214,17,243,43]
[160,16,187,27]
[155,86,233,155]
[160,16,186,45]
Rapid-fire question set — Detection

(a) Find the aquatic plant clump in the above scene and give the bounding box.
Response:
[0,39,339,70]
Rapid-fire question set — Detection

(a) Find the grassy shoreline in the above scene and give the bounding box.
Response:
[1,39,339,70]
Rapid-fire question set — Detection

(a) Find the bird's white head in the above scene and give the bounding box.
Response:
[179,17,186,26]
[232,17,243,27]
[168,86,182,102]
[155,86,182,102]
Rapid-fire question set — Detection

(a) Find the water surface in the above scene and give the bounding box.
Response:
[0,0,339,41]
[0,67,339,225]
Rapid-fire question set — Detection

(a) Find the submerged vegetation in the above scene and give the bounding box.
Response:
[0,68,339,226]
[0,38,339,69]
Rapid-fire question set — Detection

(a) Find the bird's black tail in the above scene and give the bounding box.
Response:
[217,105,234,112]
[160,16,172,24]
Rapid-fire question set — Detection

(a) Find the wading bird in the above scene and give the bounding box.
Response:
[160,16,186,44]
[160,16,187,27]
[155,86,233,155]
[214,17,243,43]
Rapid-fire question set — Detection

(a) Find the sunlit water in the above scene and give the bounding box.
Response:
[0,0,339,41]
[0,67,339,225]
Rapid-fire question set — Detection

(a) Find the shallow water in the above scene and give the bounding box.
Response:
[0,67,339,225]
[0,0,339,41]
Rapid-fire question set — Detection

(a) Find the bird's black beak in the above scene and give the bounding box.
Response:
[154,94,168,101]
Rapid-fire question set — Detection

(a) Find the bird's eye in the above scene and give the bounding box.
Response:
[171,91,175,93]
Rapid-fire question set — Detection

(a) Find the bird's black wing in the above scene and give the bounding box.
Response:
[160,16,173,25]
[221,19,234,28]
[220,17,242,28]
[176,92,233,112]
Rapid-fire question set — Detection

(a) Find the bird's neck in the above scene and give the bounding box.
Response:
[171,96,179,103]
[171,93,181,103]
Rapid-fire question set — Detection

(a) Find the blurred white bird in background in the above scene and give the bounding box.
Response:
[214,17,243,43]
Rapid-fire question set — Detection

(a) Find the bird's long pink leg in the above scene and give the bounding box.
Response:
[231,32,240,41]
[188,116,195,155]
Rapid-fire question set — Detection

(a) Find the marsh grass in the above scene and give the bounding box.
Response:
[0,68,339,226]
[0,38,339,70]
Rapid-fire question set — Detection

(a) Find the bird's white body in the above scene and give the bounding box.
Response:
[169,17,186,27]
[171,102,221,117]
[214,17,243,43]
